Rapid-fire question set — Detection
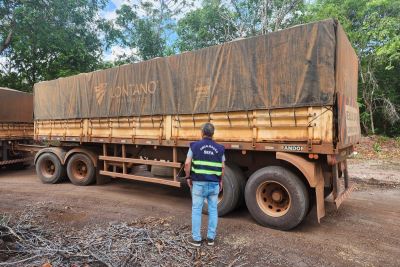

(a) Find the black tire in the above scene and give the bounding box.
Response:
[245,166,309,230]
[67,153,96,186]
[151,165,173,177]
[203,164,242,216]
[130,164,149,174]
[226,163,246,206]
[36,153,66,184]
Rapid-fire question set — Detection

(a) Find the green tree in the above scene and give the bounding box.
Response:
[175,0,304,51]
[0,0,20,54]
[229,0,305,36]
[0,0,107,91]
[113,3,165,61]
[106,0,193,62]
[176,0,237,52]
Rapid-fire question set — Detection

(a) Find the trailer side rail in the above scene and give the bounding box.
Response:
[99,144,182,187]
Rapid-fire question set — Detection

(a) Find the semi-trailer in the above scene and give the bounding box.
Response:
[32,19,360,230]
[0,87,34,169]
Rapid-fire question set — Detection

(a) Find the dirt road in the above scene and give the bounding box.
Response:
[0,164,399,266]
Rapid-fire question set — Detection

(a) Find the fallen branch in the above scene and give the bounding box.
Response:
[0,206,246,266]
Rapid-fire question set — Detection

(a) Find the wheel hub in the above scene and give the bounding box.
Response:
[72,160,88,180]
[271,190,283,202]
[256,181,291,217]
[42,160,56,177]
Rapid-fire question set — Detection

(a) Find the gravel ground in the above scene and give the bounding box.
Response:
[0,161,399,266]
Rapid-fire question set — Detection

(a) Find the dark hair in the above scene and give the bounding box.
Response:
[202,123,215,137]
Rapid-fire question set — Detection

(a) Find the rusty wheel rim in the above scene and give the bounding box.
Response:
[256,181,291,217]
[40,159,56,178]
[71,159,88,180]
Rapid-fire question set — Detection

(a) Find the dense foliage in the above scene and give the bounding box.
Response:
[0,0,107,91]
[0,0,399,136]
[301,0,400,136]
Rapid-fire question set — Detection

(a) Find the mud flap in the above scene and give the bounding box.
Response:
[315,165,326,223]
[332,160,355,209]
[276,152,327,223]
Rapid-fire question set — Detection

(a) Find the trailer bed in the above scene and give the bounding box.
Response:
[1,122,34,140]
[35,106,334,154]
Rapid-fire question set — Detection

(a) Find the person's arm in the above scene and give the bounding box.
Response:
[184,148,193,188]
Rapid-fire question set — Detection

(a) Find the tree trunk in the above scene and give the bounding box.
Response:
[369,105,375,135]
[0,29,13,54]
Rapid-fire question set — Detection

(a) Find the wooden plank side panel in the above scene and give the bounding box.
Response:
[35,106,333,145]
[314,107,333,144]
[0,123,34,139]
[256,108,309,142]
[89,117,163,139]
[171,107,332,143]
[35,120,81,140]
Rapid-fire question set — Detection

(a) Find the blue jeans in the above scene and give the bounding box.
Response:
[191,181,219,241]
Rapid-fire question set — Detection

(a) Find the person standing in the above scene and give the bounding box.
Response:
[184,123,225,247]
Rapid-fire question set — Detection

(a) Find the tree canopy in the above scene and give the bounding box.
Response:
[301,0,400,135]
[0,0,107,91]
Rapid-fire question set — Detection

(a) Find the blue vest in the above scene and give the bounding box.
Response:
[190,138,225,182]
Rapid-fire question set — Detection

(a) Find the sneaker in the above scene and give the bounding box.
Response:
[188,238,202,247]
[206,238,215,246]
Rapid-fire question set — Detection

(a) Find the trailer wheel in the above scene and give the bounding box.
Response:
[67,153,95,186]
[226,163,246,206]
[245,166,309,230]
[202,164,242,216]
[36,153,65,184]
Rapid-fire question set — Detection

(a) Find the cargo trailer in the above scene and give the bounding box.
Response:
[33,19,360,230]
[0,87,34,169]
